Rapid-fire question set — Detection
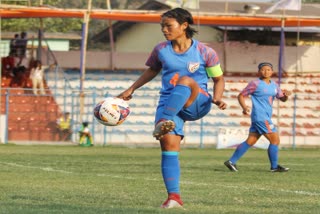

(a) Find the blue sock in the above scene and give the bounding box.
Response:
[268,144,279,169]
[162,84,191,120]
[161,151,180,194]
[230,141,251,164]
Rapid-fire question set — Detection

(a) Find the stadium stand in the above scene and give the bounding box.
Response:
[1,76,62,142]
[41,69,320,146]
[1,65,319,146]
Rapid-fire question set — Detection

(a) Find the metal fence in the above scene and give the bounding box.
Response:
[1,82,319,148]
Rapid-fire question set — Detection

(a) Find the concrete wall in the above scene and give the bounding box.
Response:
[223,42,320,73]
[52,43,320,73]
[115,23,222,52]
[51,51,149,70]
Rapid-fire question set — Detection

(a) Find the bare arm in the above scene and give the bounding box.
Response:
[118,67,160,100]
[212,75,227,110]
[238,93,250,115]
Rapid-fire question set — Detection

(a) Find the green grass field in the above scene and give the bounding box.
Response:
[0,144,319,214]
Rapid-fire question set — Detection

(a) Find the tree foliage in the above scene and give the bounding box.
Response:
[1,0,318,49]
[1,0,133,33]
[1,0,84,33]
[303,0,320,3]
[1,18,82,33]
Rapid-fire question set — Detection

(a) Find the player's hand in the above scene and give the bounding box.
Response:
[283,90,292,97]
[213,99,227,110]
[117,88,134,101]
[242,107,250,115]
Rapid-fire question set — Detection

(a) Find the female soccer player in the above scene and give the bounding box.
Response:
[118,8,226,209]
[224,62,291,172]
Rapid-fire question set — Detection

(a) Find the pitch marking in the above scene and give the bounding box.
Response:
[2,162,319,196]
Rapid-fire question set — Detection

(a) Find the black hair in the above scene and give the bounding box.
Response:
[18,66,26,72]
[161,7,198,38]
[34,60,42,69]
[21,32,27,38]
[258,62,273,70]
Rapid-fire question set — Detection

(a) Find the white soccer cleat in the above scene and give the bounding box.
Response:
[161,199,183,209]
[153,119,175,140]
[160,193,184,209]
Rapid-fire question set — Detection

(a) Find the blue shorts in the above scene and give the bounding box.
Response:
[249,120,277,134]
[155,90,212,137]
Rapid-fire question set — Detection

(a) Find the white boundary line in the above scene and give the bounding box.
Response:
[2,161,319,196]
[1,162,72,174]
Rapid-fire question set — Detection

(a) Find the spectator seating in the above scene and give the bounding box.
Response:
[43,70,320,146]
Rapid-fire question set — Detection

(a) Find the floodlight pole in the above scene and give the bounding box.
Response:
[277,11,286,145]
[223,0,229,73]
[38,0,44,62]
[292,10,302,150]
[106,0,115,70]
[80,0,92,123]
[0,16,2,143]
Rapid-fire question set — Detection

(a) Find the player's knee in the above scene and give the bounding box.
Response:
[177,76,195,86]
[246,141,256,146]
[160,137,181,151]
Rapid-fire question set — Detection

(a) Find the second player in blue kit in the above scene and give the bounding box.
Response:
[224,62,291,173]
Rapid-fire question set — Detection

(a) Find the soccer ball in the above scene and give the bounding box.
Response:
[93,97,131,126]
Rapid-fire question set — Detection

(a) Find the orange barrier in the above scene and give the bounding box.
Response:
[1,8,320,27]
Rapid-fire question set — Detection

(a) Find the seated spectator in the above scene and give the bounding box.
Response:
[18,55,31,69]
[56,112,72,141]
[78,122,93,146]
[10,65,27,87]
[1,55,15,77]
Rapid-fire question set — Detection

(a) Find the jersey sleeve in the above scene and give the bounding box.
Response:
[145,43,164,70]
[197,43,222,77]
[241,80,259,96]
[197,43,220,67]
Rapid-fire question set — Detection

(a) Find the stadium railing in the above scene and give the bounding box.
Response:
[1,71,319,147]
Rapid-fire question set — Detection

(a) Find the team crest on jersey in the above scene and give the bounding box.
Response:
[188,62,200,73]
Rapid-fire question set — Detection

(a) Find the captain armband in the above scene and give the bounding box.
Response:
[206,64,223,77]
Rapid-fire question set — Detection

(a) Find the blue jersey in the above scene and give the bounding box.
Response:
[241,78,284,122]
[145,39,220,101]
[146,39,220,136]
